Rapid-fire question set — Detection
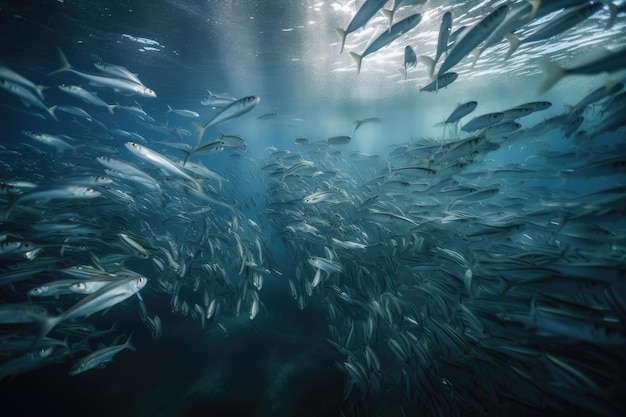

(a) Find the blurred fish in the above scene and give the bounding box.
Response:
[400,46,417,79]
[505,2,604,60]
[68,332,136,375]
[540,47,626,92]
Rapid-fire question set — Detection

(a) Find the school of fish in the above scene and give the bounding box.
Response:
[1,1,626,416]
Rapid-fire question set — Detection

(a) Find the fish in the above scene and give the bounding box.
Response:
[36,275,147,341]
[21,131,75,153]
[28,279,88,299]
[0,346,70,381]
[540,47,626,93]
[49,49,157,98]
[441,101,478,125]
[124,142,202,192]
[436,5,509,78]
[327,135,352,145]
[118,233,150,259]
[201,90,236,107]
[93,61,144,85]
[336,0,388,54]
[303,191,336,204]
[400,46,417,79]
[166,104,199,118]
[420,72,458,92]
[0,79,57,120]
[461,112,504,132]
[0,303,47,324]
[193,96,259,143]
[565,81,623,117]
[354,118,382,134]
[0,64,46,100]
[4,185,101,219]
[68,333,136,375]
[505,2,604,60]
[350,13,422,74]
[57,84,117,114]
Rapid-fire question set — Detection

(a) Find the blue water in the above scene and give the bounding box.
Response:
[1,1,626,416]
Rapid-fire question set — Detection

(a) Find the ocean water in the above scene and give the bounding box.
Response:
[1,1,626,416]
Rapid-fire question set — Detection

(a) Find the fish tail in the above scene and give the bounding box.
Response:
[125,332,136,352]
[564,105,574,115]
[33,314,63,347]
[36,85,48,100]
[504,33,521,60]
[192,121,207,147]
[539,60,565,94]
[381,9,393,31]
[107,104,117,115]
[350,52,363,75]
[181,150,191,166]
[607,2,617,28]
[433,119,445,128]
[48,48,72,76]
[48,105,58,121]
[527,0,541,19]
[166,104,172,113]
[418,56,435,79]
[470,48,481,70]
[194,179,204,193]
[336,28,346,54]
[399,67,407,80]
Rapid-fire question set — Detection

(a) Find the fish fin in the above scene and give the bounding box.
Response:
[470,48,481,70]
[607,2,617,28]
[527,0,541,19]
[399,67,407,80]
[539,60,565,94]
[48,105,58,121]
[48,48,72,76]
[33,314,63,347]
[418,55,435,79]
[433,119,445,128]
[604,81,619,92]
[107,104,117,115]
[381,9,393,31]
[192,121,207,147]
[336,28,346,54]
[125,332,136,352]
[504,33,520,60]
[36,85,48,100]
[564,105,574,115]
[166,104,172,112]
[350,52,363,75]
